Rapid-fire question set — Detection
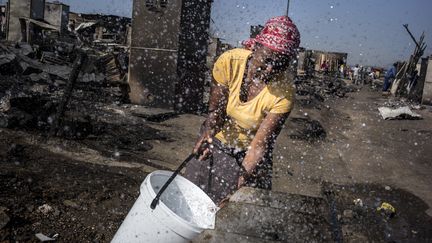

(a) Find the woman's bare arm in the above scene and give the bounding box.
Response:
[239,112,289,185]
[194,79,228,160]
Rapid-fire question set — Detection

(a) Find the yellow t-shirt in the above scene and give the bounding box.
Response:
[214,48,295,150]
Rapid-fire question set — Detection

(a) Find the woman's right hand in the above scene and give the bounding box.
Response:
[193,130,213,161]
[192,79,228,161]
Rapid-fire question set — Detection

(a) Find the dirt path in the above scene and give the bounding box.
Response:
[273,88,432,208]
[1,86,431,241]
[272,87,432,241]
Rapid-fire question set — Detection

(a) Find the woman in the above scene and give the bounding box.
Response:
[184,16,300,204]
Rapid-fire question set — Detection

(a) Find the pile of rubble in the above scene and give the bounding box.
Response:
[294,76,355,107]
[0,41,129,138]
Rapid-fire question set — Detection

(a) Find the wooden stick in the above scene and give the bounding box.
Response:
[403,24,421,49]
[49,51,88,137]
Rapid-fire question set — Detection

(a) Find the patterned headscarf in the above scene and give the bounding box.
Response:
[242,16,300,57]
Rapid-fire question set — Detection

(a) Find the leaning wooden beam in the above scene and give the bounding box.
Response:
[403,24,421,49]
[391,62,407,95]
[49,51,88,137]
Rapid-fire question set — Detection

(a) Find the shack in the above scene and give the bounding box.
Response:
[298,48,348,74]
[6,0,46,43]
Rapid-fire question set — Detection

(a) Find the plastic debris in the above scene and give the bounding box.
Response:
[35,233,58,242]
[37,204,54,215]
[378,106,422,120]
[353,198,363,207]
[377,202,396,218]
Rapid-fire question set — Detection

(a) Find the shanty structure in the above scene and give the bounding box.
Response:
[7,0,46,42]
[297,49,348,75]
[44,1,69,34]
[311,50,347,72]
[128,0,212,112]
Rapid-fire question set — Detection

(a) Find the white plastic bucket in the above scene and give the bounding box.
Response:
[111,170,217,243]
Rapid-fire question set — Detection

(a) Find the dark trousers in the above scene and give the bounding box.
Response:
[383,77,394,91]
[183,139,272,204]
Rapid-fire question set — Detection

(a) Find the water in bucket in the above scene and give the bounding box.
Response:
[112,170,217,243]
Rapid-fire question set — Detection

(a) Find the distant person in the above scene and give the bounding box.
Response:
[382,63,397,92]
[353,64,360,84]
[321,61,329,75]
[339,64,345,78]
[347,65,353,80]
[366,67,373,80]
[184,16,300,204]
[359,66,365,84]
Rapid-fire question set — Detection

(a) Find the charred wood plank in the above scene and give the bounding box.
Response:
[49,51,88,137]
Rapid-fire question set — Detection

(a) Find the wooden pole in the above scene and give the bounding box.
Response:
[286,0,291,16]
[49,51,87,137]
[403,24,420,49]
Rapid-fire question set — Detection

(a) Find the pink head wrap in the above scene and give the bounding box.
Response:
[242,16,300,57]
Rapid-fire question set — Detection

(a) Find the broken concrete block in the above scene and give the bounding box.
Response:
[229,187,328,215]
[215,201,332,242]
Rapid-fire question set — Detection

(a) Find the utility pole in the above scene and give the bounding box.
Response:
[286,0,290,16]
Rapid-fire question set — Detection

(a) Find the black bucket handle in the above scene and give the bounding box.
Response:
[150,153,196,209]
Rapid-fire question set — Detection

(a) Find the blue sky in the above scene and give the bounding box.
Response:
[59,0,133,17]
[58,0,431,67]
